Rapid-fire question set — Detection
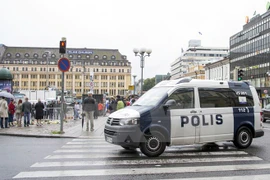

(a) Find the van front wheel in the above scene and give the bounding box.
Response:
[140,131,166,157]
[233,126,253,149]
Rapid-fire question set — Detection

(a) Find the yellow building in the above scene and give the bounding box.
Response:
[0,44,132,97]
[183,64,205,79]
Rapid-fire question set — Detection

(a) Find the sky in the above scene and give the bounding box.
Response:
[0,0,268,80]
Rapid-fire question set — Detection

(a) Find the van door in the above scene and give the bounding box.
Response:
[198,88,234,143]
[168,87,198,145]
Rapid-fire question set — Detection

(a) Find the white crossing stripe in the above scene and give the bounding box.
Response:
[13,163,270,179]
[45,151,248,159]
[161,174,270,180]
[67,141,109,145]
[54,149,122,153]
[61,144,116,148]
[31,156,262,168]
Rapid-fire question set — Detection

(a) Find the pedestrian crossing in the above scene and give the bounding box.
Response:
[13,137,270,179]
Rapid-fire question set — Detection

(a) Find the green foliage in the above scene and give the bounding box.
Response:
[143,77,155,91]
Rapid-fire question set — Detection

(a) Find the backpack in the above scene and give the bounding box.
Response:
[116,100,125,110]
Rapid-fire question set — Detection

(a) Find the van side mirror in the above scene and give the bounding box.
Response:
[163,99,176,115]
[164,99,176,107]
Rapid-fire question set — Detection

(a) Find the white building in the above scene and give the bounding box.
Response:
[204,57,230,81]
[170,40,229,80]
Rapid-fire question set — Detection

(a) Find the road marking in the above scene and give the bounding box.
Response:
[67,141,109,145]
[45,151,248,159]
[160,174,270,180]
[61,144,116,148]
[13,163,270,178]
[31,156,262,167]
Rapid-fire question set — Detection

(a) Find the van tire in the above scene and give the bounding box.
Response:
[233,126,253,149]
[140,131,166,157]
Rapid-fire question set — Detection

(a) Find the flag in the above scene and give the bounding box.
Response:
[253,11,256,16]
[198,32,202,35]
[181,48,184,53]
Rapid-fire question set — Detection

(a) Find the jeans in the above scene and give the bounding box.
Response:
[0,117,8,128]
[24,112,30,126]
[74,109,79,119]
[9,114,14,123]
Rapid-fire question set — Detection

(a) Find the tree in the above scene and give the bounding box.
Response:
[143,77,155,91]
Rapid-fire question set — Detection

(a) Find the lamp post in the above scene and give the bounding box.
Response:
[133,48,152,96]
[133,75,137,95]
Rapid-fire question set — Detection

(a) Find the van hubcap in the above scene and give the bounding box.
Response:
[240,131,249,145]
[147,137,160,151]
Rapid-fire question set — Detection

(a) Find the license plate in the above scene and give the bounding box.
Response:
[106,136,112,143]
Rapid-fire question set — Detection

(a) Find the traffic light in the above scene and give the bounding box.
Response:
[59,41,66,54]
[238,69,244,81]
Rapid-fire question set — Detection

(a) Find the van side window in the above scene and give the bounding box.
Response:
[168,88,194,109]
[199,88,254,108]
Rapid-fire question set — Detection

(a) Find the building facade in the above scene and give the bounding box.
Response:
[170,40,228,80]
[0,44,132,97]
[230,10,270,88]
[205,57,230,81]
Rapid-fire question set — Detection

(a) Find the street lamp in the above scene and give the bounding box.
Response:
[133,48,152,96]
[133,75,137,95]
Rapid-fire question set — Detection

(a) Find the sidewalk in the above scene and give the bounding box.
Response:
[0,116,108,138]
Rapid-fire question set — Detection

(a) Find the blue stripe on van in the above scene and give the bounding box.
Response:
[233,107,254,134]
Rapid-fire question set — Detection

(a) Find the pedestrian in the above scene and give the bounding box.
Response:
[15,99,23,127]
[94,101,98,119]
[74,102,80,120]
[109,97,116,113]
[116,95,125,111]
[0,97,9,128]
[8,99,15,127]
[22,97,32,127]
[35,99,44,126]
[82,91,96,131]
[98,101,103,116]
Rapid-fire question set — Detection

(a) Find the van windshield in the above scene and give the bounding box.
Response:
[133,87,171,106]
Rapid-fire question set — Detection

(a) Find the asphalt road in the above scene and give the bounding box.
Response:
[0,136,70,180]
[1,123,270,180]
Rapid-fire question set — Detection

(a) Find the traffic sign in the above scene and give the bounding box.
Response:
[58,57,70,72]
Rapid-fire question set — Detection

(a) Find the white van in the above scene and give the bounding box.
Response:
[104,78,264,157]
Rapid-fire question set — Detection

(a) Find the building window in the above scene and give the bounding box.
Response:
[103,55,107,59]
[94,55,99,59]
[33,53,38,58]
[6,53,11,57]
[86,55,90,59]
[42,54,47,58]
[77,55,82,59]
[16,53,20,57]
[69,54,73,58]
[111,55,115,60]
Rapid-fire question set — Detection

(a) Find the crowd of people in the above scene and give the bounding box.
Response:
[0,94,138,130]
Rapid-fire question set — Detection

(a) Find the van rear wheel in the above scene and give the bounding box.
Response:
[140,131,166,157]
[233,126,253,149]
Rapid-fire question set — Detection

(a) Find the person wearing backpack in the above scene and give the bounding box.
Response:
[116,95,125,111]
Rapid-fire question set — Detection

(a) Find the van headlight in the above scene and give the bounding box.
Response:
[119,118,140,126]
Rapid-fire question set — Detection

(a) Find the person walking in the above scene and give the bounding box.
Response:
[22,97,32,127]
[15,99,23,127]
[82,92,96,131]
[8,99,16,126]
[35,99,44,126]
[0,97,9,128]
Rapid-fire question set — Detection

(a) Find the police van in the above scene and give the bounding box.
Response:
[104,78,264,157]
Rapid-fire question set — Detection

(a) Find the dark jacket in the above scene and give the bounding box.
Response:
[22,101,32,113]
[83,97,96,112]
[35,102,44,119]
